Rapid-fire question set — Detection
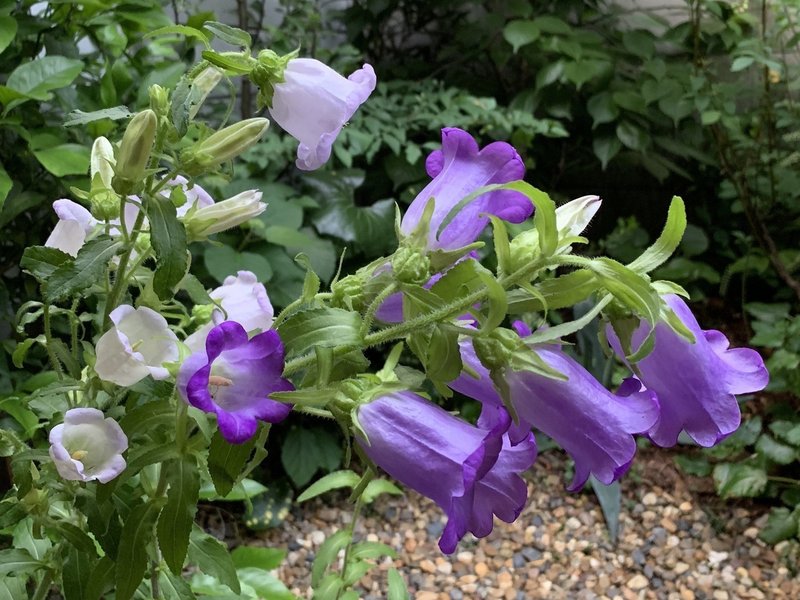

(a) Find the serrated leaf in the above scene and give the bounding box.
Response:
[628,196,686,274]
[203,21,252,48]
[115,500,164,600]
[188,528,241,595]
[158,569,197,600]
[64,106,132,127]
[297,470,360,502]
[207,430,256,497]
[713,463,767,498]
[759,507,799,544]
[756,435,797,465]
[278,307,362,356]
[148,195,188,301]
[158,456,200,574]
[45,238,121,302]
[20,245,72,281]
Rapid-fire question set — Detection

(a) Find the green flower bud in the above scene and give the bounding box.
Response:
[191,303,215,326]
[113,110,157,195]
[473,328,521,372]
[89,188,120,221]
[181,118,270,175]
[331,273,368,312]
[133,232,151,255]
[251,49,298,109]
[391,245,431,284]
[149,84,169,117]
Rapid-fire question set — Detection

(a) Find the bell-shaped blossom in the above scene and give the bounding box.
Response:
[184,190,266,240]
[355,391,536,553]
[269,58,376,170]
[49,408,128,483]
[45,200,97,256]
[400,128,531,252]
[178,321,293,444]
[450,323,659,491]
[185,270,274,353]
[94,305,179,386]
[607,295,769,448]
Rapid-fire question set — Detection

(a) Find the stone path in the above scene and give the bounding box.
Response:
[259,450,799,599]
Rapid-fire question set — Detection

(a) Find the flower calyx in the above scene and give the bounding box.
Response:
[250,48,299,109]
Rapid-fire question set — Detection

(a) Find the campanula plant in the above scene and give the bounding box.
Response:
[0,18,769,600]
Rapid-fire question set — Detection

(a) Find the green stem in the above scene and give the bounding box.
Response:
[31,570,53,600]
[103,208,147,328]
[42,303,64,381]
[359,282,397,337]
[175,399,189,453]
[338,469,374,600]
[768,475,800,486]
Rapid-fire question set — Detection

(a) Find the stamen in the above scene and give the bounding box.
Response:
[208,375,233,387]
[71,450,88,461]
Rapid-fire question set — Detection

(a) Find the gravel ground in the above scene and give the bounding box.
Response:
[258,450,799,599]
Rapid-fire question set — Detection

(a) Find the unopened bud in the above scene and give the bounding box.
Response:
[149,84,169,117]
[181,118,269,174]
[184,190,265,240]
[331,273,368,312]
[90,136,116,188]
[189,67,224,119]
[391,246,430,284]
[191,303,215,325]
[113,110,157,195]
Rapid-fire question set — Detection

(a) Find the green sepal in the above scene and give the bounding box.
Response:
[628,196,686,274]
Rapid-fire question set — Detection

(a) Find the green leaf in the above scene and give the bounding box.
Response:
[0,164,11,213]
[297,470,360,502]
[589,257,660,327]
[230,546,286,571]
[769,421,800,446]
[158,456,200,575]
[616,121,648,150]
[312,530,350,588]
[589,477,621,544]
[237,568,297,599]
[158,569,197,600]
[0,16,17,55]
[207,430,256,498]
[120,399,175,440]
[0,548,43,576]
[199,478,268,501]
[281,426,342,488]
[313,197,396,257]
[507,269,599,313]
[65,106,133,127]
[362,479,404,504]
[731,56,754,72]
[674,454,712,476]
[31,144,91,177]
[755,435,796,465]
[52,522,97,554]
[759,507,799,544]
[147,24,211,47]
[387,568,409,600]
[115,500,164,600]
[200,50,254,74]
[278,307,362,356]
[713,463,768,498]
[587,92,619,128]
[204,245,273,283]
[203,21,252,48]
[503,19,540,52]
[6,56,84,100]
[628,196,686,273]
[593,135,622,169]
[148,195,188,300]
[63,547,94,600]
[85,556,115,600]
[45,238,121,303]
[188,528,241,595]
[622,30,655,58]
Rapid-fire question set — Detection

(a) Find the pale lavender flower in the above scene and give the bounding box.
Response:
[94,305,179,386]
[44,200,97,256]
[400,128,531,251]
[184,270,274,353]
[607,294,769,447]
[49,408,128,483]
[356,391,536,553]
[178,321,293,444]
[269,58,376,170]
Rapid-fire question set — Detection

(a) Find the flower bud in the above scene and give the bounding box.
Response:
[184,190,266,240]
[89,185,120,221]
[113,110,158,195]
[331,273,368,312]
[149,84,170,117]
[181,118,270,175]
[189,67,223,119]
[90,136,116,188]
[391,246,431,285]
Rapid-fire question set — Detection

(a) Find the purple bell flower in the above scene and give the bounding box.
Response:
[177,321,293,444]
[450,322,659,491]
[269,58,376,171]
[400,128,531,252]
[606,294,769,448]
[355,391,536,554]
